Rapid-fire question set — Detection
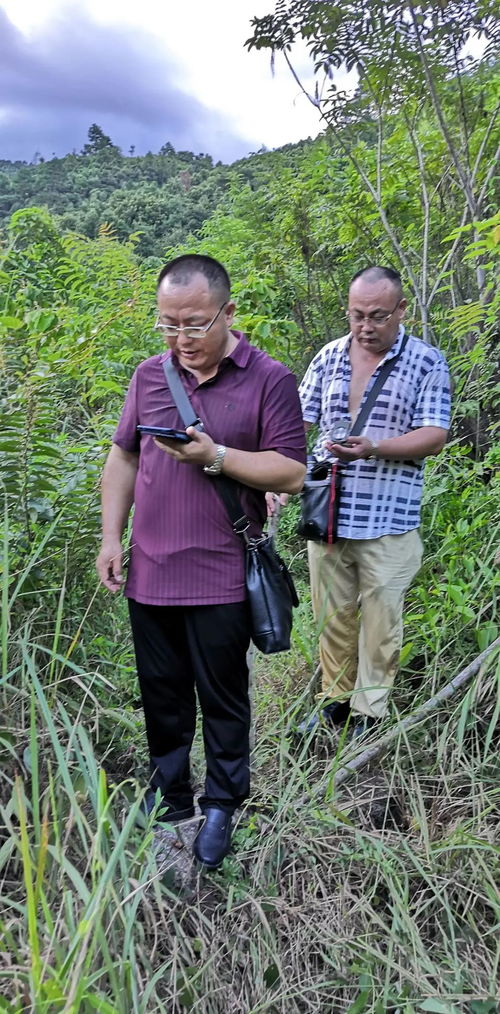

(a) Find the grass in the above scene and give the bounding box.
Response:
[0,470,499,1012]
[1,614,498,1012]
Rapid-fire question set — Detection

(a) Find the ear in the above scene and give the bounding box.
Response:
[398,299,407,318]
[224,301,236,327]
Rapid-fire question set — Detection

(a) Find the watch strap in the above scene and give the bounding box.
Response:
[203,445,226,475]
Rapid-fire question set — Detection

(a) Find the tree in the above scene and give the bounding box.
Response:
[81,123,120,157]
[247,1,499,337]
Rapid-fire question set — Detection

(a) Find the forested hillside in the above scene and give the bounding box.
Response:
[0,124,311,261]
[1,1,499,1010]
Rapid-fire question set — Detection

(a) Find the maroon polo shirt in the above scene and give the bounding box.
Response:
[113,331,306,605]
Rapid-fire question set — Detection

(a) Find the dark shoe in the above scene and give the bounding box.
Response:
[350,716,379,739]
[296,699,351,735]
[193,808,232,869]
[139,789,195,827]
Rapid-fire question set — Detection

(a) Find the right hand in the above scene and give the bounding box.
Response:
[96,539,124,593]
[265,492,289,517]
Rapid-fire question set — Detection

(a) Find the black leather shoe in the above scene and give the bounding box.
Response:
[350,716,379,739]
[193,808,232,869]
[296,699,351,735]
[139,789,195,827]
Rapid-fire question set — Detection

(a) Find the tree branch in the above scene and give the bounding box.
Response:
[294,637,500,809]
[283,51,426,316]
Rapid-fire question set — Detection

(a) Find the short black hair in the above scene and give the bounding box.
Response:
[350,265,403,296]
[157,254,231,301]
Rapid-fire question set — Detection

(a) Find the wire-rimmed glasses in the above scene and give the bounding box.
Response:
[346,299,401,326]
[155,301,227,339]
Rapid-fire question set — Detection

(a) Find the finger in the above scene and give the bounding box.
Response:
[111,561,123,584]
[153,437,178,455]
[98,567,122,592]
[107,553,123,585]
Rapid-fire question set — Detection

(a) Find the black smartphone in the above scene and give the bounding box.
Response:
[137,425,192,443]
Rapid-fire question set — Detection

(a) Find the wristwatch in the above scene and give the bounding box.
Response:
[203,444,227,475]
[366,441,379,461]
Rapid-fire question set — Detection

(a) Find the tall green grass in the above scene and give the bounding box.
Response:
[1,466,499,1012]
[1,629,498,1012]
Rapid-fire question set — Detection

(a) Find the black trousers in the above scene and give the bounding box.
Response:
[128,598,251,814]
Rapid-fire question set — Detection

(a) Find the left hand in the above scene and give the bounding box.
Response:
[154,426,217,466]
[325,436,376,461]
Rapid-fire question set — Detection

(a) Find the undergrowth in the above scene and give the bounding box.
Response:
[0,460,498,1012]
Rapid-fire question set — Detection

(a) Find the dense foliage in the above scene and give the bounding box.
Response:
[0,124,311,262]
[0,10,499,1011]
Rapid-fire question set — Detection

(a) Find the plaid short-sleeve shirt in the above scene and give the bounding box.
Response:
[299,327,451,539]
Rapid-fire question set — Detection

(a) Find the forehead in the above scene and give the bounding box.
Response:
[348,279,399,307]
[157,273,216,313]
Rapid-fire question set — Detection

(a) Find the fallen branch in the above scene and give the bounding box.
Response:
[296,637,500,808]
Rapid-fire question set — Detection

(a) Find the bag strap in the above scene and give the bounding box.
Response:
[163,357,204,431]
[210,476,253,539]
[349,331,409,436]
[162,357,251,538]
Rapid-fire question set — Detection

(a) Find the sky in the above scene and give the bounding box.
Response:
[0,0,335,164]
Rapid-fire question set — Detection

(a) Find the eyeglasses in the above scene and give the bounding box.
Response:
[155,301,227,339]
[346,299,401,326]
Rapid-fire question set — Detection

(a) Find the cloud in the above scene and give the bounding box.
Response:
[0,6,256,162]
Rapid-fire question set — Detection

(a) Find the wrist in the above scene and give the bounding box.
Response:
[203,444,227,475]
[101,532,123,544]
[366,440,380,460]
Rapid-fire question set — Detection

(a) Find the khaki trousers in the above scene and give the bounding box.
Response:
[308,530,423,719]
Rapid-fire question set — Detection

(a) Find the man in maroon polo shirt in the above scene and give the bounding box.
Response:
[96,254,306,869]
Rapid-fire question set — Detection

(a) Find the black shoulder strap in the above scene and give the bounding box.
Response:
[162,357,204,431]
[350,332,409,436]
[211,476,252,537]
[162,356,250,535]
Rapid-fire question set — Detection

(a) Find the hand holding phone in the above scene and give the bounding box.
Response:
[137,425,192,443]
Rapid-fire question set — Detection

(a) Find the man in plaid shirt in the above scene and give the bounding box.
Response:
[297,266,451,736]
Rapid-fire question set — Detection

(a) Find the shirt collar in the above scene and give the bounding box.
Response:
[226,330,252,368]
[384,324,405,360]
[344,323,405,364]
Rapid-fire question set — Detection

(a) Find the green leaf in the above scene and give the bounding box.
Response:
[476,623,499,651]
[85,993,120,1013]
[346,990,370,1013]
[263,963,280,988]
[0,315,24,330]
[23,745,33,773]
[419,1001,461,1013]
[400,641,414,665]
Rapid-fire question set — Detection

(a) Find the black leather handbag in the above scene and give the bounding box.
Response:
[245,534,299,654]
[216,482,299,655]
[162,358,299,654]
[297,333,409,543]
[297,459,341,543]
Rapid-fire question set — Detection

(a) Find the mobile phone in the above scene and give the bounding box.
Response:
[137,425,192,443]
